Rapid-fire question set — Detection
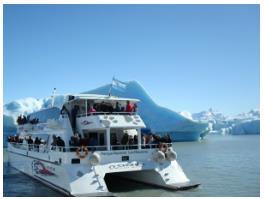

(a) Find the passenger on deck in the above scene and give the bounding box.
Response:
[71,105,79,132]
[57,136,65,152]
[128,135,136,149]
[152,135,161,148]
[27,115,30,122]
[88,105,96,113]
[161,134,172,146]
[111,134,119,150]
[51,135,57,150]
[30,118,33,124]
[94,104,100,112]
[109,105,114,113]
[27,136,33,151]
[100,102,107,112]
[15,135,19,143]
[74,133,81,143]
[18,137,23,143]
[89,135,98,148]
[80,136,89,146]
[23,137,27,145]
[17,115,22,125]
[69,136,77,151]
[128,135,134,145]
[115,102,121,112]
[111,134,117,144]
[69,133,80,150]
[9,136,15,143]
[141,134,146,147]
[88,136,98,151]
[61,105,70,116]
[21,115,27,124]
[39,140,46,152]
[34,137,41,152]
[30,118,39,124]
[125,101,133,112]
[133,103,137,112]
[121,133,129,148]
[133,135,138,145]
[145,135,154,148]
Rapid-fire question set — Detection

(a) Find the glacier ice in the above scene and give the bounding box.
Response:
[192,109,260,135]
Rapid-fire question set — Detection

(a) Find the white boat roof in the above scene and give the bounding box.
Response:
[67,94,140,102]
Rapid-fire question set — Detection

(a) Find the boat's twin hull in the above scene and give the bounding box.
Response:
[8,149,198,196]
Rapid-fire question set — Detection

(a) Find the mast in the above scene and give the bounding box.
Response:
[51,88,56,107]
[108,77,114,96]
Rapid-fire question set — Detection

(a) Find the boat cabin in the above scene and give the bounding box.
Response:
[60,94,145,151]
[8,94,174,157]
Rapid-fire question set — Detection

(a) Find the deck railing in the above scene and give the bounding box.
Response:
[8,142,168,153]
[76,112,137,118]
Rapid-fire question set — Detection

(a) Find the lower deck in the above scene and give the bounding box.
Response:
[7,142,163,165]
[7,149,198,197]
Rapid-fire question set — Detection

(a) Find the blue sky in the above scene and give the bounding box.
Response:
[4,4,259,115]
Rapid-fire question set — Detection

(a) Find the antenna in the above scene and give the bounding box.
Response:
[51,88,56,107]
[108,76,114,96]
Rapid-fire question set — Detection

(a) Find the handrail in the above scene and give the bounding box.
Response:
[17,122,49,128]
[8,142,108,153]
[110,143,161,150]
[76,112,137,118]
[8,142,171,153]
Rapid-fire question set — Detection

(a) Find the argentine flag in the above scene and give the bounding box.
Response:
[112,77,127,91]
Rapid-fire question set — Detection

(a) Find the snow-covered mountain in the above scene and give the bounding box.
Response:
[192,108,226,122]
[190,109,260,135]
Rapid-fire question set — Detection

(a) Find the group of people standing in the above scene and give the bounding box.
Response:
[7,135,22,143]
[8,135,48,152]
[110,132,172,150]
[51,135,66,152]
[89,100,137,113]
[16,114,39,125]
[69,133,98,151]
[26,136,44,152]
[61,100,138,133]
[142,134,172,148]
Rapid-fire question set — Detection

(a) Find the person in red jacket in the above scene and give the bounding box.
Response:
[125,101,133,112]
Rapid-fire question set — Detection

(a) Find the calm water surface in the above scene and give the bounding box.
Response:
[3,135,259,197]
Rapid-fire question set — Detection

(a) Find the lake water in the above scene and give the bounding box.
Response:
[3,134,260,197]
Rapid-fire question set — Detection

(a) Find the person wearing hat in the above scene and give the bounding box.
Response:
[39,139,46,153]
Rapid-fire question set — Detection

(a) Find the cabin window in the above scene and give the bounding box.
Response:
[99,133,105,145]
[82,131,101,146]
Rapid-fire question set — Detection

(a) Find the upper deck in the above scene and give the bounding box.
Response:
[14,94,149,153]
[62,94,146,131]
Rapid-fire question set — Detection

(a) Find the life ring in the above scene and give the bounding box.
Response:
[165,148,177,161]
[89,152,101,166]
[76,146,89,159]
[159,142,168,153]
[152,150,165,163]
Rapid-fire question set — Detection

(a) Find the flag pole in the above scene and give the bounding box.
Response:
[108,77,114,96]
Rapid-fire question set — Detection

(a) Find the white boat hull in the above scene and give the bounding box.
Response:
[8,144,197,196]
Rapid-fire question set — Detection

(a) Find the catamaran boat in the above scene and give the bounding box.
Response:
[7,94,199,196]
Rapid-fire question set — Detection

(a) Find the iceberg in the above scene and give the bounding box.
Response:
[85,80,209,141]
[3,80,209,143]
